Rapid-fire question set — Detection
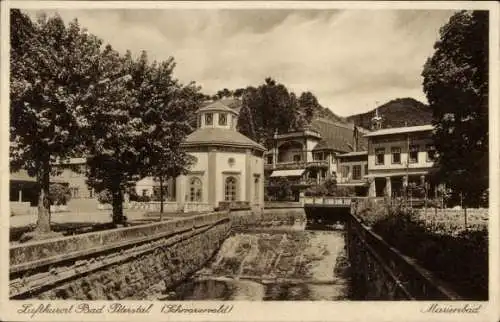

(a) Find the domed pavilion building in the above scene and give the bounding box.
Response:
[176,100,266,211]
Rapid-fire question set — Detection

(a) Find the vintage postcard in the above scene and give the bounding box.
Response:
[0,1,499,321]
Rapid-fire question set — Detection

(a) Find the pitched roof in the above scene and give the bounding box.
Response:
[310,118,368,152]
[337,151,368,157]
[10,169,68,184]
[10,170,36,182]
[181,127,266,151]
[197,100,240,115]
[363,124,434,137]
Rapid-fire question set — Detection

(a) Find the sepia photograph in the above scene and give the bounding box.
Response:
[1,1,499,321]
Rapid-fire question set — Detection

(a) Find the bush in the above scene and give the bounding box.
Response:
[266,177,293,201]
[304,185,328,197]
[304,180,356,197]
[97,190,112,204]
[136,195,151,202]
[49,183,71,205]
[328,186,356,197]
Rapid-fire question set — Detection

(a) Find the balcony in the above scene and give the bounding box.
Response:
[306,160,329,168]
[265,160,328,171]
[266,177,318,187]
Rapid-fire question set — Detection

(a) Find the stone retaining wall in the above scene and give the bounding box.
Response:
[9,212,229,299]
[34,222,230,300]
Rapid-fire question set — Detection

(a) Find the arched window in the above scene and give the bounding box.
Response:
[225,176,237,201]
[189,177,202,202]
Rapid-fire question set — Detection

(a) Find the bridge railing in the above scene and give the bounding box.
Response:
[301,196,356,206]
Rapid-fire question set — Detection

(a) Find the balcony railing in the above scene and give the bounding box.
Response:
[265,160,328,170]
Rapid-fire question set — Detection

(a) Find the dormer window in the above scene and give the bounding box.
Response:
[205,113,213,125]
[219,113,227,126]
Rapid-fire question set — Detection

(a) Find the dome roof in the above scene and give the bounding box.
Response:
[181,127,265,151]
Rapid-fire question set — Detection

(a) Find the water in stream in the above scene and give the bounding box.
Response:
[161,222,350,301]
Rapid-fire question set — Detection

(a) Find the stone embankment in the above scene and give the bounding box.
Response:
[10,212,230,300]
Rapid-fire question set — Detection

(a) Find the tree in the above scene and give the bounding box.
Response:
[10,11,102,236]
[128,53,201,215]
[298,91,320,124]
[422,11,488,207]
[81,45,143,225]
[237,78,300,147]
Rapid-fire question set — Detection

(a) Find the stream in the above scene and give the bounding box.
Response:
[160,223,350,301]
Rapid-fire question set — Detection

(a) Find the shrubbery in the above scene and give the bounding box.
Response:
[304,179,356,197]
[97,190,112,204]
[354,199,488,300]
[48,184,72,206]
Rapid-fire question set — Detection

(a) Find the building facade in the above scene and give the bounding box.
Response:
[177,100,266,209]
[265,118,368,200]
[336,151,369,196]
[364,125,437,197]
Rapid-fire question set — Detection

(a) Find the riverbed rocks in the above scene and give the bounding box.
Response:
[198,230,347,284]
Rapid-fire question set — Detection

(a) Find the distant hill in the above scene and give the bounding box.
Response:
[311,105,346,124]
[346,98,433,129]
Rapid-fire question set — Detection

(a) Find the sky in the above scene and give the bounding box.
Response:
[26,9,456,117]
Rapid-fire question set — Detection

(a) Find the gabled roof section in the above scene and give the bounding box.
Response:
[310,118,368,152]
[363,124,434,137]
[197,100,240,115]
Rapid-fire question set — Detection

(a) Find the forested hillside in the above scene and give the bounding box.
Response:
[346,98,433,129]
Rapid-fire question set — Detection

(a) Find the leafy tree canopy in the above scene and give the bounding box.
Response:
[10,10,103,234]
[422,10,488,207]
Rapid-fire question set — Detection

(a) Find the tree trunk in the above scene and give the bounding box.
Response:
[35,159,51,234]
[111,180,125,225]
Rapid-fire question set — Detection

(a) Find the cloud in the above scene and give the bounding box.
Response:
[25,8,455,116]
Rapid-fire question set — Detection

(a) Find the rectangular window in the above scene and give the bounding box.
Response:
[426,144,436,162]
[313,152,324,161]
[352,165,361,180]
[218,113,227,126]
[341,165,349,178]
[409,145,419,163]
[267,155,273,164]
[205,113,213,125]
[72,187,79,199]
[364,164,368,176]
[375,148,385,165]
[391,147,401,164]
